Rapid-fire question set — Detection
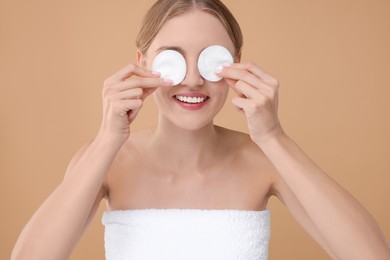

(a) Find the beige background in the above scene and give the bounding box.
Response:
[1,0,389,259]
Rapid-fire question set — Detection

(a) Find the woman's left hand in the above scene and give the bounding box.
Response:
[216,62,284,144]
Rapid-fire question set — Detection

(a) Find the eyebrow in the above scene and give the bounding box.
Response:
[156,46,186,55]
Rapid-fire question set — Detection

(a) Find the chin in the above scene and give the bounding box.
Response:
[170,116,215,131]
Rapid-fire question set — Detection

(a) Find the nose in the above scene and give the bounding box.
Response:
[180,57,204,88]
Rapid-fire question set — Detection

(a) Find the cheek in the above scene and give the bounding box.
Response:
[153,87,172,107]
[211,84,230,109]
[215,83,230,100]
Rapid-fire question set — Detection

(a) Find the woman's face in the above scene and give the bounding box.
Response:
[140,10,236,130]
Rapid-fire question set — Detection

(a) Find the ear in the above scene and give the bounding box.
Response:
[236,51,242,63]
[137,50,148,67]
[137,50,143,66]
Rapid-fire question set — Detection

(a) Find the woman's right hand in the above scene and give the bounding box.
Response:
[98,63,172,144]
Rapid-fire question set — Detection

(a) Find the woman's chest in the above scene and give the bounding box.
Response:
[106,156,274,211]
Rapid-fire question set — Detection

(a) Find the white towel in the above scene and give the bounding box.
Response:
[102,208,270,260]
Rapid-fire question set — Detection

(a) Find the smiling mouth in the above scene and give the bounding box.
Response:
[175,95,209,104]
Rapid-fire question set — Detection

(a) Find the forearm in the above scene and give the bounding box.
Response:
[12,135,121,260]
[259,133,390,259]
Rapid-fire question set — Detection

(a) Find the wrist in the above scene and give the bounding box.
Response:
[252,127,288,147]
[95,130,127,151]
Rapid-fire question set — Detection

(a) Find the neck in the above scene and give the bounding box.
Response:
[150,116,220,171]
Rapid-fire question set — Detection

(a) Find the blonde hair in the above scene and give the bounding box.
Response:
[136,0,243,57]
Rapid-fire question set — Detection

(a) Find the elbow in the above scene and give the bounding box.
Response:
[11,244,30,260]
[11,238,70,260]
[11,243,39,260]
[338,244,390,260]
[378,245,390,260]
[11,237,26,260]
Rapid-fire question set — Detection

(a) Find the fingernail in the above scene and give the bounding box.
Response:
[152,71,161,76]
[163,78,174,85]
[215,65,224,74]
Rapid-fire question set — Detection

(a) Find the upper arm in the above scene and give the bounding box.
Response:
[82,185,106,233]
[270,173,337,258]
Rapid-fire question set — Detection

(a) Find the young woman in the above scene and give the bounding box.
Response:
[12,0,390,259]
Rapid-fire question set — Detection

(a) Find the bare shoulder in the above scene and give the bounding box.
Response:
[217,128,288,198]
[215,125,278,177]
[107,127,152,166]
[216,126,278,208]
[215,126,267,161]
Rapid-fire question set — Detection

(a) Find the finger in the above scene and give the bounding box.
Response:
[222,78,240,95]
[128,106,142,122]
[231,80,262,99]
[112,88,143,100]
[141,87,158,101]
[231,96,251,111]
[115,77,171,92]
[116,99,143,117]
[227,62,279,88]
[115,84,159,102]
[218,65,260,89]
[103,77,171,98]
[224,78,255,99]
[107,63,159,83]
[218,66,275,97]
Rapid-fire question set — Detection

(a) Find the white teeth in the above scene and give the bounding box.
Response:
[176,95,207,104]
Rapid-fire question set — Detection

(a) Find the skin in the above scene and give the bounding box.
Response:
[12,9,390,260]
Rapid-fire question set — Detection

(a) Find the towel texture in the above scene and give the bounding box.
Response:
[102,208,270,260]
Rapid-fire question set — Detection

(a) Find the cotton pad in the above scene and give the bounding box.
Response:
[198,45,233,82]
[152,50,186,85]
